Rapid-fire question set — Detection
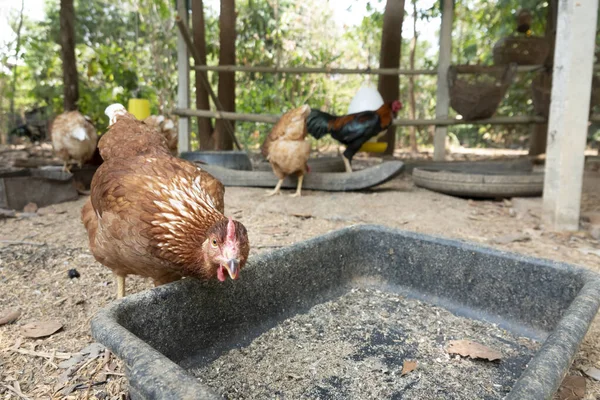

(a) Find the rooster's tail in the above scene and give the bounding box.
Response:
[306,109,335,140]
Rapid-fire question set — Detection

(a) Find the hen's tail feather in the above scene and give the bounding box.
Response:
[306,109,336,139]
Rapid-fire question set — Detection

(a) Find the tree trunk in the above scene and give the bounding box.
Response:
[214,0,236,150]
[529,0,558,156]
[192,0,214,149]
[377,0,405,155]
[408,0,418,153]
[60,0,79,112]
[4,0,25,144]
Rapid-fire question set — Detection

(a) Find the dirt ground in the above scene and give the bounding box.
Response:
[1,152,600,399]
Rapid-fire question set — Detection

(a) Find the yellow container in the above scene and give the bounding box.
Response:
[359,141,388,153]
[127,98,151,120]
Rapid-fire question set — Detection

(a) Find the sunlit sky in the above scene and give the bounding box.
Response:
[0,0,440,59]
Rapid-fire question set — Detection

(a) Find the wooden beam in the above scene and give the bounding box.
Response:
[433,0,453,161]
[175,16,242,150]
[176,0,190,153]
[173,108,550,126]
[542,0,599,231]
[192,64,554,75]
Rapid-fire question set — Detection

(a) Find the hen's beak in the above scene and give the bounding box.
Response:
[224,259,240,280]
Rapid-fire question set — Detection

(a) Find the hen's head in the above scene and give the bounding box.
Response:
[391,100,403,114]
[105,103,128,126]
[203,218,250,281]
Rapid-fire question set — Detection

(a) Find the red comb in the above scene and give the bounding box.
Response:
[227,217,236,242]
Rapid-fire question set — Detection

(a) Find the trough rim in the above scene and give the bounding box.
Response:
[91,224,600,400]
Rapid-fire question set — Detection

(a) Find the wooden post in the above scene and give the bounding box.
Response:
[543,0,599,231]
[433,0,453,161]
[176,0,191,153]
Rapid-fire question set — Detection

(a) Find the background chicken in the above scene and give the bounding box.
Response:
[50,110,98,172]
[143,115,178,155]
[261,105,311,197]
[81,104,250,298]
[306,100,402,172]
[516,9,532,34]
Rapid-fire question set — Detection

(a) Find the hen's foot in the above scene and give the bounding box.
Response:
[265,179,284,197]
[290,175,304,197]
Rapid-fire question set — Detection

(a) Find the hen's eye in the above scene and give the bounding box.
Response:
[211,239,218,247]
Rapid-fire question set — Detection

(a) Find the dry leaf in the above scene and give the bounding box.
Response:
[401,360,417,376]
[490,234,531,244]
[23,202,38,213]
[37,206,66,216]
[0,308,21,326]
[579,248,600,258]
[446,340,502,361]
[20,320,63,338]
[582,367,600,381]
[556,375,586,400]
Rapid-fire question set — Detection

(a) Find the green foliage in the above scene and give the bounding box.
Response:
[3,0,599,150]
[3,0,176,132]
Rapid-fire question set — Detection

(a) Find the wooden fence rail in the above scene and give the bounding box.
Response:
[174,108,600,126]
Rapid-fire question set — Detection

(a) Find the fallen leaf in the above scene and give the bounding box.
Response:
[579,248,600,258]
[446,340,502,361]
[37,206,66,216]
[556,375,586,400]
[0,308,21,326]
[291,213,314,220]
[490,234,531,244]
[582,367,600,381]
[401,360,417,376]
[20,320,63,338]
[23,202,38,213]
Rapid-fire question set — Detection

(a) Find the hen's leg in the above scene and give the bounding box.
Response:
[290,174,304,197]
[62,161,71,173]
[265,179,284,197]
[116,274,126,298]
[342,156,352,173]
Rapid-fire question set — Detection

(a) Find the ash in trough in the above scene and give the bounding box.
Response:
[192,287,539,399]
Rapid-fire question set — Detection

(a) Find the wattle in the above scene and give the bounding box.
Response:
[217,265,226,282]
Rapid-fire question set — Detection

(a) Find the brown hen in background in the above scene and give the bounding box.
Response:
[51,110,98,172]
[261,105,311,197]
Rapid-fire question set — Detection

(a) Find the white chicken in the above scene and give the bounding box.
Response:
[347,85,388,144]
[51,111,98,172]
[347,84,385,114]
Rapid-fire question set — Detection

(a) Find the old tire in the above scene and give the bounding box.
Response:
[412,167,543,198]
[179,151,253,171]
[254,157,346,173]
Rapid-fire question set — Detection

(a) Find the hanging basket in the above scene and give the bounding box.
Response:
[531,71,600,118]
[493,36,550,66]
[448,64,517,121]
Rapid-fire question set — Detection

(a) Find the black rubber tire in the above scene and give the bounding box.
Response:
[403,158,533,174]
[179,151,253,171]
[412,167,543,198]
[253,157,346,173]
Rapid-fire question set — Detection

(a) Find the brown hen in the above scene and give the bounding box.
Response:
[261,105,311,197]
[143,115,177,155]
[81,104,249,298]
[51,111,98,172]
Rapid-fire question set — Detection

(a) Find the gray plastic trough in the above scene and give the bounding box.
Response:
[91,225,600,400]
